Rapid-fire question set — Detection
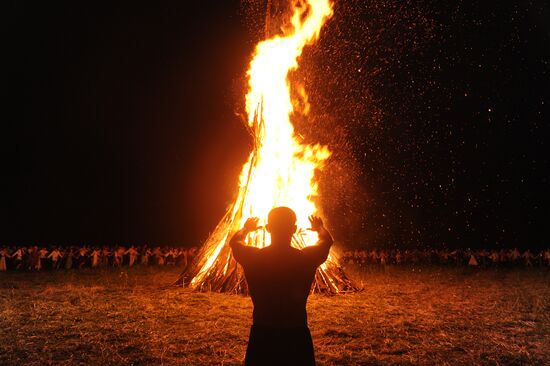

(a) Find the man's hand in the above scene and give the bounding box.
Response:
[308,216,324,232]
[230,217,260,249]
[242,217,260,233]
[230,217,262,265]
[303,215,333,265]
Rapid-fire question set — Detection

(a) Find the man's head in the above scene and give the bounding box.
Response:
[266,206,297,245]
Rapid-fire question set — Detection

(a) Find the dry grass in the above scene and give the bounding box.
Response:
[1,265,549,365]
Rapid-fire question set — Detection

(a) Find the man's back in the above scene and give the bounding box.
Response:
[240,245,321,328]
[229,209,333,366]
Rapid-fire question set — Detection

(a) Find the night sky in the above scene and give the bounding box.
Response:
[3,1,549,249]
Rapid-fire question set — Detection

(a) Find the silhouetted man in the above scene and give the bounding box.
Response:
[230,206,334,366]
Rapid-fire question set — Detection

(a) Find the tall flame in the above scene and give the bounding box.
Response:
[241,0,333,244]
[184,0,355,293]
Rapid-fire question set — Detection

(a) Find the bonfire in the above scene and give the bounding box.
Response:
[178,0,357,294]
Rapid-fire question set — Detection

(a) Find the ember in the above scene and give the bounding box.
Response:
[179,0,356,294]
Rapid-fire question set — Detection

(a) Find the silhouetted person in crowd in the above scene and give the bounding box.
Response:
[230,206,334,366]
[48,248,63,270]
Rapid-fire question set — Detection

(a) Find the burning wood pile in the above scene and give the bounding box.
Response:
[177,0,357,294]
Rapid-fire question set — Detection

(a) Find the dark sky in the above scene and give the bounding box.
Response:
[3,1,549,249]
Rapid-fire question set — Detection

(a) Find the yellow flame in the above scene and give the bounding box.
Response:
[240,0,333,244]
[190,0,334,287]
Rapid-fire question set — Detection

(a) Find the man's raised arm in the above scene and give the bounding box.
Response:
[229,217,261,266]
[302,216,334,266]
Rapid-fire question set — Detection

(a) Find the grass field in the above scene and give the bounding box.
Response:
[1,265,549,365]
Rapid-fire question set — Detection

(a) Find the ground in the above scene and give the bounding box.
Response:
[1,265,549,365]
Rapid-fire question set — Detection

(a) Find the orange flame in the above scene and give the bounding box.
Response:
[241,0,333,246]
[190,0,334,287]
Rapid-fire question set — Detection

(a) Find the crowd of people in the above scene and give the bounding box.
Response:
[2,245,549,272]
[341,248,550,267]
[0,245,198,272]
